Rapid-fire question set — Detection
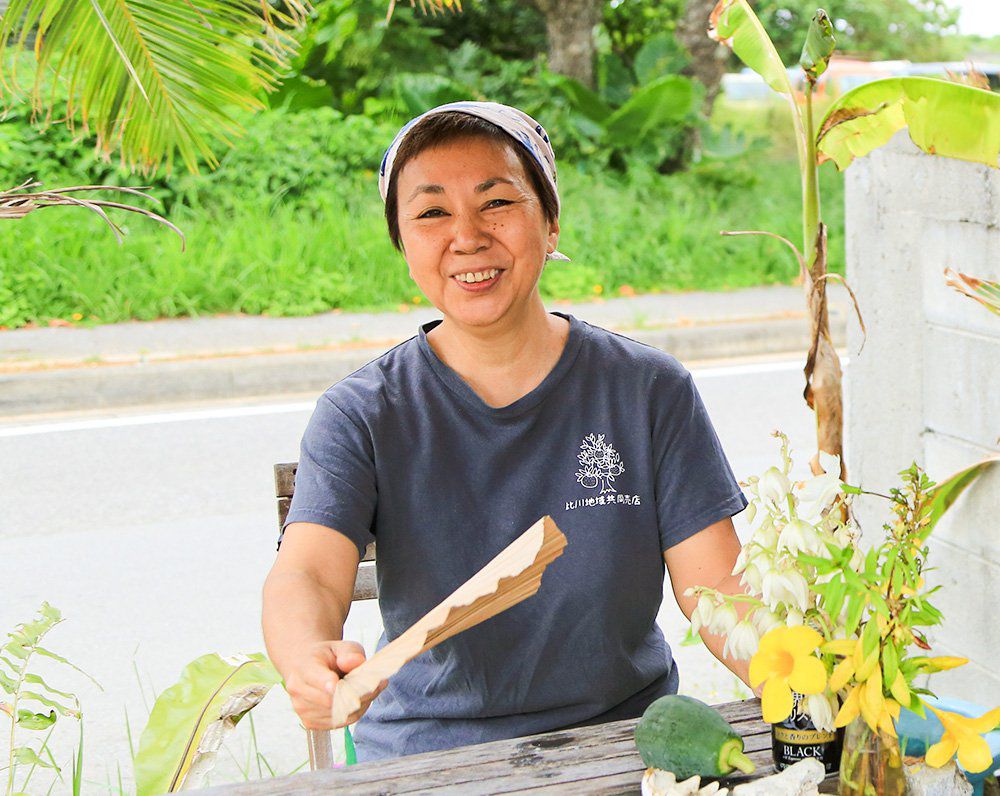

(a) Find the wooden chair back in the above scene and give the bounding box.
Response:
[274,462,378,601]
[274,461,379,769]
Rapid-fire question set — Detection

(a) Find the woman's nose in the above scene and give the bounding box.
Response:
[448,211,491,254]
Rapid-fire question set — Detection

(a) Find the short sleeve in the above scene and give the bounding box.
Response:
[279,394,377,559]
[652,370,748,552]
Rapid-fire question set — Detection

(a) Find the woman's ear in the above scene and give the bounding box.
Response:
[546,216,560,255]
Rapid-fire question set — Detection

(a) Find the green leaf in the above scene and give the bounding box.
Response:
[882,642,899,686]
[20,691,79,718]
[633,32,689,87]
[861,614,880,657]
[134,652,281,795]
[846,593,865,636]
[17,710,57,730]
[603,76,696,143]
[864,547,879,580]
[1,670,17,694]
[797,553,836,574]
[549,74,614,125]
[921,458,999,541]
[799,9,836,81]
[681,625,704,646]
[33,648,101,690]
[824,575,847,621]
[709,0,794,96]
[23,673,76,701]
[816,77,1000,171]
[13,746,57,770]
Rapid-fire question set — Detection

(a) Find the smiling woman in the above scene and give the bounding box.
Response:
[262,101,756,764]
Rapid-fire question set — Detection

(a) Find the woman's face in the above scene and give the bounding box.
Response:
[394,136,560,331]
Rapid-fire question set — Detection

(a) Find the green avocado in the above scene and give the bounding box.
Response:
[633,695,756,779]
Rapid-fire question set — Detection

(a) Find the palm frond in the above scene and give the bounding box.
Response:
[1,180,184,247]
[0,0,308,174]
[386,0,462,22]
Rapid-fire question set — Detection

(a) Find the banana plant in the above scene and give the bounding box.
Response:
[707,0,1000,480]
[133,652,283,794]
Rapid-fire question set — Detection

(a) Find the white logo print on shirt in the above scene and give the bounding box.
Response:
[566,434,641,511]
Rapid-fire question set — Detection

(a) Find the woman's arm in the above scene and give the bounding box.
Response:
[262,522,382,729]
[663,516,757,692]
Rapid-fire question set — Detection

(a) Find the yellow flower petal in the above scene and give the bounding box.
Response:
[780,626,824,657]
[835,686,861,728]
[925,735,959,768]
[821,638,858,657]
[788,654,827,695]
[829,657,855,692]
[965,706,1000,735]
[956,733,994,774]
[877,703,898,738]
[762,677,794,723]
[749,653,769,688]
[889,672,910,707]
[925,656,969,671]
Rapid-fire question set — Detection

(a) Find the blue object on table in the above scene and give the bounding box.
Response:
[896,696,1000,796]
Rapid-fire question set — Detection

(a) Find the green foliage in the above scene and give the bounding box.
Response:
[0,137,844,328]
[1,603,95,796]
[133,653,282,794]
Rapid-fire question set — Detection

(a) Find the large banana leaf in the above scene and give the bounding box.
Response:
[708,0,795,97]
[133,652,282,794]
[816,77,1000,170]
[603,75,696,143]
[0,0,306,174]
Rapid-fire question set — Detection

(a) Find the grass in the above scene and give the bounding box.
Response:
[0,122,845,330]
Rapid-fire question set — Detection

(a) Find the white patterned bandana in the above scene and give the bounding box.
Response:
[378,100,570,262]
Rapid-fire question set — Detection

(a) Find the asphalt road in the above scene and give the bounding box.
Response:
[0,354,829,792]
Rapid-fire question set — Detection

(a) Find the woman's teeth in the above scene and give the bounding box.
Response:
[454,269,500,284]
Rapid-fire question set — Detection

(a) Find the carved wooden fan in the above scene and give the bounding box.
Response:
[330,515,568,726]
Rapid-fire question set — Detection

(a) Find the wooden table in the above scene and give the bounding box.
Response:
[202,699,838,794]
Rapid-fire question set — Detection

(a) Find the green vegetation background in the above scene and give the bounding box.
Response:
[15,0,989,328]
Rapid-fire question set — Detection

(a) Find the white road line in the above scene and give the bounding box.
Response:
[0,356,849,437]
[0,401,316,438]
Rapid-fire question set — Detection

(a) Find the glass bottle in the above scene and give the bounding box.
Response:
[771,691,843,774]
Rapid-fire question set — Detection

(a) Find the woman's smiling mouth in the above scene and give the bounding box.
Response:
[452,268,502,291]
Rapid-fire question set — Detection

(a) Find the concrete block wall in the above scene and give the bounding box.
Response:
[844,130,1000,704]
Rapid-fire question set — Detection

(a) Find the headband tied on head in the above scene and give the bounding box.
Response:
[378,100,570,262]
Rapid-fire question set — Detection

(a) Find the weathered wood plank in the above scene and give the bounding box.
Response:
[274,462,297,498]
[200,700,767,794]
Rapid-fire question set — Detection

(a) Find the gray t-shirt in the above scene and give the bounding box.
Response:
[282,313,747,761]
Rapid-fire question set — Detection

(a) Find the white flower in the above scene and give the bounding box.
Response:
[743,501,758,526]
[761,568,810,612]
[723,619,760,661]
[740,560,764,594]
[731,544,751,576]
[758,467,792,509]
[797,452,844,521]
[777,519,820,556]
[805,692,837,734]
[751,607,783,637]
[785,607,804,626]
[708,602,738,636]
[690,595,715,635]
[754,521,779,550]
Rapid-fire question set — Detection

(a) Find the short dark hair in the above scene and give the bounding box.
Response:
[384,112,559,252]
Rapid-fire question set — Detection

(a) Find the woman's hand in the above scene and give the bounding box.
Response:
[284,640,388,729]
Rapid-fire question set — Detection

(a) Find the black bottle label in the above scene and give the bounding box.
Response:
[771,692,843,774]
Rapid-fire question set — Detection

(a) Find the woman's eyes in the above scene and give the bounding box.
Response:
[417,199,512,219]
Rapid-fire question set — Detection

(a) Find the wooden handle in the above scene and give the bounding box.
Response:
[331,516,567,727]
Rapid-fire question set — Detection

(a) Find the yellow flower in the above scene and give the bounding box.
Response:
[749,626,826,723]
[926,705,1000,773]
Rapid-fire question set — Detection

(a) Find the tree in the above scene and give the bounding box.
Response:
[531,0,602,89]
